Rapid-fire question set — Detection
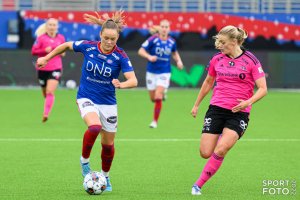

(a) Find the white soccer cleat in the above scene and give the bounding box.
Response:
[191,185,202,195]
[149,121,157,128]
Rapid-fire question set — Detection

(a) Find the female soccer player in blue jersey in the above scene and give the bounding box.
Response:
[138,20,184,128]
[36,10,138,192]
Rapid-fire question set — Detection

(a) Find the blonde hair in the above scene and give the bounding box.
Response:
[83,10,126,33]
[35,23,46,37]
[213,25,248,48]
[148,20,170,35]
[149,25,160,35]
[35,18,59,37]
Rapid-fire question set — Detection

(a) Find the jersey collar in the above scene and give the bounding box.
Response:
[97,42,116,55]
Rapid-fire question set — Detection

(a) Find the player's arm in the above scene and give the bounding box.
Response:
[191,74,215,118]
[138,47,157,62]
[172,51,183,69]
[232,77,267,113]
[112,71,138,89]
[31,37,46,56]
[37,42,73,68]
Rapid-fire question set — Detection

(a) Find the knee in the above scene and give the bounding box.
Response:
[214,144,231,157]
[199,150,212,159]
[88,125,102,135]
[46,91,55,96]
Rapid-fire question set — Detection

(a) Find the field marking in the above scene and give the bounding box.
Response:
[0,138,299,142]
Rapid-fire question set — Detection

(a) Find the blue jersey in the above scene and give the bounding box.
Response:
[141,35,177,74]
[73,40,134,105]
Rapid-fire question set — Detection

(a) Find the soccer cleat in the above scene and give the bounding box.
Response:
[80,159,91,177]
[149,121,157,128]
[191,184,202,195]
[105,177,112,192]
[42,116,48,123]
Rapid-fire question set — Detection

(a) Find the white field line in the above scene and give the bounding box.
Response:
[0,138,299,142]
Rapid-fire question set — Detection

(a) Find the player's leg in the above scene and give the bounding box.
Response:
[192,133,219,195]
[192,105,224,195]
[100,130,115,192]
[150,73,171,128]
[41,87,46,98]
[42,79,59,122]
[37,70,47,98]
[77,98,102,177]
[194,129,238,193]
[150,85,164,128]
[98,104,118,192]
[146,72,158,127]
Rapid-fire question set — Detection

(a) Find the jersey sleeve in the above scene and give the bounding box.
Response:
[31,36,46,56]
[120,56,134,73]
[72,40,86,53]
[171,39,177,52]
[251,60,265,81]
[141,37,154,51]
[207,56,217,77]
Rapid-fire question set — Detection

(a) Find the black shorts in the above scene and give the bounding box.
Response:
[202,105,250,138]
[37,69,62,87]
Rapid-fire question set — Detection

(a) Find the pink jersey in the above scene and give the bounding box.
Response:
[208,51,265,113]
[31,33,65,71]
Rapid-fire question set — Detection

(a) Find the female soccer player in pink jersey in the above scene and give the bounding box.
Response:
[36,10,138,192]
[190,25,267,195]
[31,18,65,122]
[138,20,184,128]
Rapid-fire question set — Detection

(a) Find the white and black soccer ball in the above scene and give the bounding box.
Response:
[65,80,77,89]
[83,171,107,195]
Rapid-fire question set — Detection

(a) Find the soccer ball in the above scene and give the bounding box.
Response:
[65,80,77,89]
[83,171,107,195]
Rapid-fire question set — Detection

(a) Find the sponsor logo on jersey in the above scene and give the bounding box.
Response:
[228,61,235,66]
[112,53,120,60]
[155,46,171,57]
[86,47,96,51]
[142,40,149,47]
[97,54,107,59]
[258,67,264,73]
[86,61,112,77]
[89,54,94,58]
[127,61,132,67]
[240,66,247,71]
[107,59,113,64]
[75,40,84,46]
[239,73,246,80]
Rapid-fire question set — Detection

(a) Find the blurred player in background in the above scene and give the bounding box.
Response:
[31,18,66,122]
[138,20,184,128]
[36,10,137,192]
[190,25,267,195]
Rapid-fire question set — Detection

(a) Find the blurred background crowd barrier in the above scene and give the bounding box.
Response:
[0,0,299,88]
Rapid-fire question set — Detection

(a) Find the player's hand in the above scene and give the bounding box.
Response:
[232,99,252,113]
[112,79,121,88]
[36,57,48,68]
[45,46,52,53]
[191,105,199,118]
[177,60,184,70]
[148,55,157,62]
